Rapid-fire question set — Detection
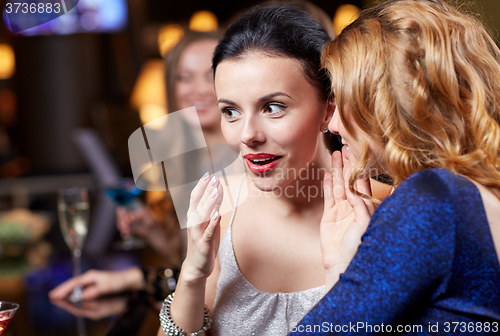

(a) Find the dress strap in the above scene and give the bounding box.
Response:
[228,174,246,228]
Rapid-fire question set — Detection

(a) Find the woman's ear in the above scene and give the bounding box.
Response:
[324,99,336,124]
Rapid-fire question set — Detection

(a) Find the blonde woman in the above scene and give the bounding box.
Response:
[292,0,500,333]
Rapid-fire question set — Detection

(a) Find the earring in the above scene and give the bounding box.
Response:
[322,127,329,133]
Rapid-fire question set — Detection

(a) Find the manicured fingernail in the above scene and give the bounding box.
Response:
[210,187,218,198]
[212,210,219,221]
[202,172,209,181]
[210,176,217,186]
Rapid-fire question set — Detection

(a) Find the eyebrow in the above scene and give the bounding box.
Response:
[217,92,292,105]
[258,92,292,102]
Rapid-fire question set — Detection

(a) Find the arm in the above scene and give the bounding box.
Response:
[158,174,224,335]
[293,171,456,334]
[320,151,374,290]
[49,267,145,301]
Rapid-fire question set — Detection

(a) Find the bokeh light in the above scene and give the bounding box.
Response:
[189,10,218,32]
[333,4,360,35]
[158,24,185,56]
[0,44,16,79]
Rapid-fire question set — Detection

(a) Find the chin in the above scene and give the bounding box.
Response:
[249,175,288,194]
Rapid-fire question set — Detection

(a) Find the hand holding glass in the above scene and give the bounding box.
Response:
[106,179,145,250]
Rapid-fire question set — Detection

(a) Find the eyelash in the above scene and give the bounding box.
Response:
[220,103,288,122]
[221,107,241,122]
[264,103,287,117]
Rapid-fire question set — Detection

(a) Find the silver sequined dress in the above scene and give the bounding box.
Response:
[211,178,325,335]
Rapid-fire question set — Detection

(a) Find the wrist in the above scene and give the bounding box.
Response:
[123,266,146,291]
[324,263,349,292]
[179,263,210,286]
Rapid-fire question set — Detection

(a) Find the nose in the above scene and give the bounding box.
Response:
[328,105,341,135]
[240,115,265,147]
[194,75,214,96]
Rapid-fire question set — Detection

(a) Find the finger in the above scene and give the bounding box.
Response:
[188,172,211,214]
[342,147,354,190]
[197,178,221,223]
[331,151,345,203]
[346,188,372,234]
[204,210,221,241]
[198,176,219,212]
[323,172,334,209]
[356,177,376,216]
[49,274,93,300]
[81,286,102,301]
[211,183,224,215]
[116,208,130,237]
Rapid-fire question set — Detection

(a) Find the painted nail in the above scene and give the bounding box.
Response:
[201,172,210,181]
[210,188,218,198]
[212,210,219,221]
[210,176,217,187]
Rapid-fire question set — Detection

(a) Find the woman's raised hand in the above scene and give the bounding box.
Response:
[320,150,375,291]
[183,173,224,282]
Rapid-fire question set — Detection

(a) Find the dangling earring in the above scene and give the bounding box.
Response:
[322,127,329,133]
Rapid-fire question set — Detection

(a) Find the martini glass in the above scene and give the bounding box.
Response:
[58,187,89,302]
[105,179,146,250]
[0,302,19,335]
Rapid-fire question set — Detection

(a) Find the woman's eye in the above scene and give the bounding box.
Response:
[177,74,192,82]
[264,104,287,116]
[221,108,241,121]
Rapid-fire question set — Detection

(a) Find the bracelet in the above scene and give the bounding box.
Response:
[159,293,212,336]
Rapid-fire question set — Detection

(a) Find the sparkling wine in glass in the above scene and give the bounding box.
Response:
[0,302,19,336]
[58,187,89,302]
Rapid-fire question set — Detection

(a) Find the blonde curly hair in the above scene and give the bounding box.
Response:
[323,0,500,200]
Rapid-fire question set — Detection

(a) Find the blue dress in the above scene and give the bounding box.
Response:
[290,169,500,335]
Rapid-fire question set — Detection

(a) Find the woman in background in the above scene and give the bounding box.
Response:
[292,0,500,333]
[49,29,224,301]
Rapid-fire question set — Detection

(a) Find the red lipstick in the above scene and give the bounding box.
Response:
[243,153,282,174]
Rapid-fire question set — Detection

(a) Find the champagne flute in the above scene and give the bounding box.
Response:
[58,187,89,303]
[0,302,19,336]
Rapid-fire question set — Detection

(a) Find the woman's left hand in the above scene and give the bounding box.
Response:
[320,150,374,291]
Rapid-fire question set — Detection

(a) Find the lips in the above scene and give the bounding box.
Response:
[243,153,282,174]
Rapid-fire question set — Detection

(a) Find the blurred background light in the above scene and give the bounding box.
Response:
[0,44,15,79]
[158,24,185,56]
[189,10,218,32]
[130,60,167,125]
[333,4,360,35]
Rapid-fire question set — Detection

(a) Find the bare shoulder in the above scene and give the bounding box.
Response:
[471,181,500,262]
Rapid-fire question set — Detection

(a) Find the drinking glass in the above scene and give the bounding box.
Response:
[58,187,89,302]
[0,302,19,336]
[105,179,145,250]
